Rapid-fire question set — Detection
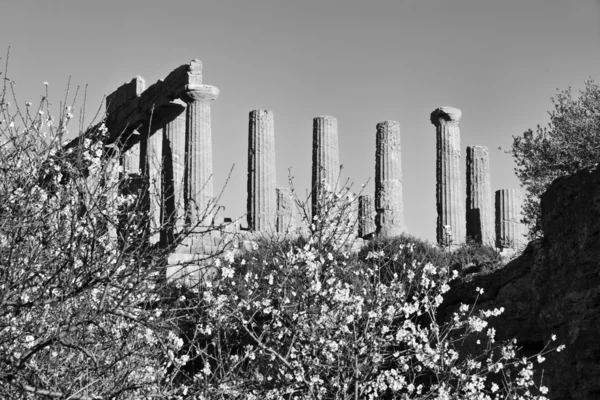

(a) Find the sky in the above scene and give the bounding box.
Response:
[1,0,600,243]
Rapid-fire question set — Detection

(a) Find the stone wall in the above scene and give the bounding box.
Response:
[440,165,600,399]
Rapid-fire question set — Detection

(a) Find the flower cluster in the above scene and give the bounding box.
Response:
[0,80,191,399]
[167,190,564,399]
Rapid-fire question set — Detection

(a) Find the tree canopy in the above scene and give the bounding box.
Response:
[511,79,600,238]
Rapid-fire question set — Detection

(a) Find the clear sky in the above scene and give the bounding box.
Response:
[2,0,600,243]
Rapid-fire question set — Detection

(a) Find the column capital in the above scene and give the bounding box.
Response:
[314,115,337,123]
[376,120,400,130]
[181,84,220,103]
[430,106,461,126]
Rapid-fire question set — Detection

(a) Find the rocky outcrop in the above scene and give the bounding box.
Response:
[441,165,600,399]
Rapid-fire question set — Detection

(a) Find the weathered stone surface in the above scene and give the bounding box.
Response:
[495,189,526,249]
[440,165,600,399]
[466,146,494,245]
[375,121,405,237]
[431,107,465,246]
[358,194,376,238]
[276,187,295,234]
[106,76,146,116]
[312,116,340,217]
[122,142,141,174]
[105,60,203,148]
[181,84,219,225]
[247,110,276,232]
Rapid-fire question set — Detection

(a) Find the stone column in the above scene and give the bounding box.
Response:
[312,116,340,218]
[141,129,163,244]
[466,146,494,245]
[247,110,276,232]
[358,194,376,238]
[181,84,219,226]
[495,189,526,250]
[162,112,186,243]
[431,107,465,246]
[276,187,295,234]
[375,120,406,237]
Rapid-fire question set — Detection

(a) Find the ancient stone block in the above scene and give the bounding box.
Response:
[375,120,406,237]
[312,116,340,218]
[106,76,145,115]
[431,107,465,246]
[495,189,526,249]
[247,110,277,232]
[122,142,140,174]
[466,145,494,245]
[358,194,376,238]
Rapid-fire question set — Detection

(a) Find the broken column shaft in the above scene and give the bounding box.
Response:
[181,84,219,226]
[358,194,376,238]
[375,120,406,237]
[247,110,277,232]
[495,189,526,249]
[312,116,340,218]
[466,145,494,245]
[276,187,295,234]
[431,107,465,246]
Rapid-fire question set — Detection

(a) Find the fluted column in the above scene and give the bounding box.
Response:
[162,111,186,243]
[431,107,465,246]
[358,194,376,238]
[276,187,295,234]
[466,146,494,245]
[181,84,219,226]
[375,121,406,237]
[495,189,526,249]
[142,129,163,244]
[312,116,340,218]
[247,110,277,232]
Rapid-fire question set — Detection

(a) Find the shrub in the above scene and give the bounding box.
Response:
[171,187,562,399]
[0,59,204,399]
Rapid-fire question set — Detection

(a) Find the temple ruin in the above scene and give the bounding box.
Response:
[67,59,528,279]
